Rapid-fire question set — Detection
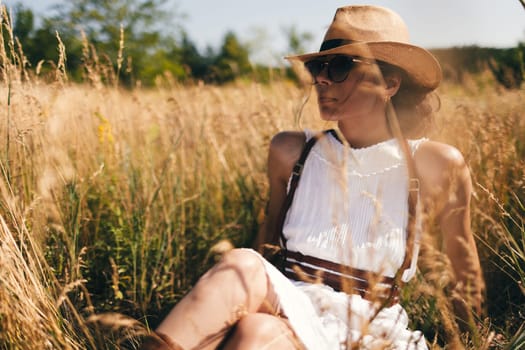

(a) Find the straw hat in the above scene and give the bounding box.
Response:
[286,5,442,90]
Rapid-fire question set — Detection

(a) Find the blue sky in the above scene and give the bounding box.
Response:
[8,0,525,63]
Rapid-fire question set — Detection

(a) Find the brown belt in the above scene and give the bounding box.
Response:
[284,251,400,305]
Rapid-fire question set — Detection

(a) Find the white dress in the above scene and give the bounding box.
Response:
[250,130,428,350]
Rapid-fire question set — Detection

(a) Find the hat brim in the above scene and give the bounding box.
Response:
[286,42,442,90]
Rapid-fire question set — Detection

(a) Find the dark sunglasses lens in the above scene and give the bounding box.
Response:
[304,60,324,77]
[328,56,355,82]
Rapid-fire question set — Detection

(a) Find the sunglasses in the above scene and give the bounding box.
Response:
[304,56,371,83]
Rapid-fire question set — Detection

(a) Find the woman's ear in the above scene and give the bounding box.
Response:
[384,71,402,96]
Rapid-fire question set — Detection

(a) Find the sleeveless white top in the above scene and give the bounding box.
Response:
[284,130,425,281]
[250,130,429,349]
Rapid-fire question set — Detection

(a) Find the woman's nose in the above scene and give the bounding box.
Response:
[314,64,331,85]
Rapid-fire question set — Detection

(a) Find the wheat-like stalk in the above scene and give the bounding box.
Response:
[0,3,522,349]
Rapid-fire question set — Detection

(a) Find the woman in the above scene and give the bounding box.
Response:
[142,5,484,350]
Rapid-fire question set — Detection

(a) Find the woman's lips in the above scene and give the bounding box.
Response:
[318,96,336,104]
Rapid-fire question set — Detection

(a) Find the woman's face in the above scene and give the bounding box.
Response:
[306,55,387,122]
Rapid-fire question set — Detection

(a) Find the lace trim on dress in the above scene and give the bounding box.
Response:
[305,130,428,177]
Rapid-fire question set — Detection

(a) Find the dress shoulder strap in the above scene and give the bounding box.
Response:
[277,129,333,249]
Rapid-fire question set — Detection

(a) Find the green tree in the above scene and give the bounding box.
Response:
[6,5,69,80]
[280,25,314,82]
[282,25,314,55]
[489,45,524,89]
[50,0,184,85]
[177,31,212,81]
[212,31,252,83]
[12,4,33,42]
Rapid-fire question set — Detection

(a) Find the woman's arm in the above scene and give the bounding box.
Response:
[254,131,306,251]
[416,141,484,325]
[438,151,484,316]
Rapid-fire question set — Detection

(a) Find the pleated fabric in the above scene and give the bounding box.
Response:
[256,130,428,349]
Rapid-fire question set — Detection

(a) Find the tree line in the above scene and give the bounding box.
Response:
[432,45,525,89]
[9,0,312,86]
[6,0,525,88]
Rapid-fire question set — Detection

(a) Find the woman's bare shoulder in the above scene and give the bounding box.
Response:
[414,140,471,210]
[270,131,307,153]
[415,140,467,170]
[268,131,307,182]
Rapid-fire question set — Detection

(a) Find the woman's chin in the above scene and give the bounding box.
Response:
[319,113,340,122]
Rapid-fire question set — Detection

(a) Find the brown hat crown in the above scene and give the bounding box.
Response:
[324,6,409,43]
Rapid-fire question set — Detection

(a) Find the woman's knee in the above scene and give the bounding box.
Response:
[218,249,266,284]
[226,313,298,349]
[220,249,263,269]
[235,313,280,339]
[200,249,268,306]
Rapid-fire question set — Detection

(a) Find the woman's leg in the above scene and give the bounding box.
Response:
[155,249,278,350]
[221,313,301,350]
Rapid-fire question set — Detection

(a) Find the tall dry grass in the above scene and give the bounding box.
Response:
[0,68,320,348]
[0,5,523,349]
[404,75,525,348]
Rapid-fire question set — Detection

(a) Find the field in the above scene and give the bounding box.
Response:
[0,38,524,349]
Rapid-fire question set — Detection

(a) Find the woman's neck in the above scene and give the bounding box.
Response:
[337,114,391,149]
